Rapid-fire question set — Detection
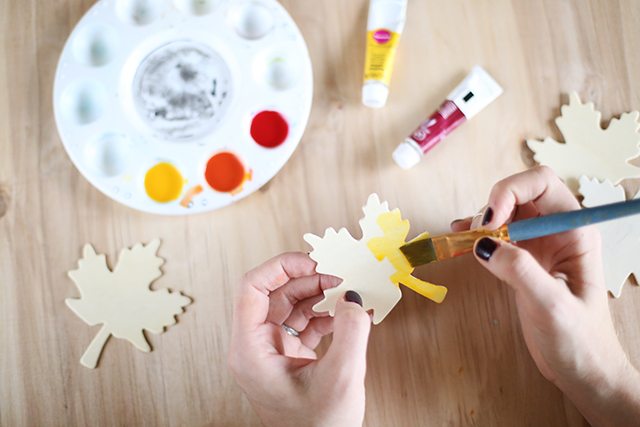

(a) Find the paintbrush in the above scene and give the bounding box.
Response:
[399,198,640,268]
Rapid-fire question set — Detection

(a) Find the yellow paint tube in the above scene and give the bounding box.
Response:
[362,0,407,108]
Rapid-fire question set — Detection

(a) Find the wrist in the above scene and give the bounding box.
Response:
[558,356,640,427]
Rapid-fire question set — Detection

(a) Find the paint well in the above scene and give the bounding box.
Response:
[229,2,274,40]
[116,0,164,25]
[60,80,108,125]
[84,133,131,177]
[250,110,288,148]
[144,162,184,202]
[205,152,246,192]
[133,41,233,141]
[265,57,296,90]
[72,25,118,66]
[174,0,217,15]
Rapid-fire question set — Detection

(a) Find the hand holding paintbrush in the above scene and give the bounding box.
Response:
[400,171,640,268]
[407,166,640,426]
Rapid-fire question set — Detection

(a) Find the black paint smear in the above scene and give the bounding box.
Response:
[179,65,197,82]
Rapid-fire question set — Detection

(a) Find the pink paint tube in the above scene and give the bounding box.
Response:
[392,66,503,169]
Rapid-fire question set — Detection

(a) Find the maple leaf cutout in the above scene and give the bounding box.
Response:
[578,177,640,297]
[527,92,640,191]
[305,194,447,324]
[66,239,191,368]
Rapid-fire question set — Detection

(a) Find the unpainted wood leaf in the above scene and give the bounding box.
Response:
[578,176,640,297]
[526,92,640,191]
[66,239,191,368]
[306,194,447,325]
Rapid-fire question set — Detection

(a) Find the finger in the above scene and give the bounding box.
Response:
[470,205,488,229]
[280,328,319,360]
[450,217,472,232]
[319,293,371,382]
[484,166,580,229]
[511,201,539,223]
[266,274,340,324]
[280,295,328,332]
[298,316,334,350]
[235,252,317,329]
[474,237,570,307]
[243,252,318,295]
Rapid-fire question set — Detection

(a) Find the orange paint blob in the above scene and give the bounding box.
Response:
[205,152,248,193]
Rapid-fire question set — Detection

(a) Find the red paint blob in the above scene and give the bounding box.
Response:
[250,110,289,148]
[205,152,246,193]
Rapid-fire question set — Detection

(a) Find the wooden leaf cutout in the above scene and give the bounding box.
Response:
[527,92,640,191]
[66,239,191,368]
[578,176,640,297]
[306,194,447,325]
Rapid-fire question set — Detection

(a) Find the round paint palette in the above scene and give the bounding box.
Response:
[53,0,313,215]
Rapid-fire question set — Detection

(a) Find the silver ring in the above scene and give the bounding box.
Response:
[282,323,300,337]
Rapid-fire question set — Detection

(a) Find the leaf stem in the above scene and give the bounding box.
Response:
[80,325,111,369]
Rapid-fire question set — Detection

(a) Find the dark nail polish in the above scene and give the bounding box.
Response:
[481,207,494,226]
[475,237,498,261]
[345,290,363,306]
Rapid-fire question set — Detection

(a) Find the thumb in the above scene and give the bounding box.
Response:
[319,291,371,380]
[473,237,568,307]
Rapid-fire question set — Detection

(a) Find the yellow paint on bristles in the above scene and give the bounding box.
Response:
[367,210,448,303]
[144,162,184,203]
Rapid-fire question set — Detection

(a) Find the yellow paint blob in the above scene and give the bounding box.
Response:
[144,162,184,203]
[367,210,448,303]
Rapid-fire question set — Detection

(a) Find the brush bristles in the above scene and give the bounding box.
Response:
[399,238,438,268]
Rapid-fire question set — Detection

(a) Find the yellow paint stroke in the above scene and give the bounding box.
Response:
[367,210,448,303]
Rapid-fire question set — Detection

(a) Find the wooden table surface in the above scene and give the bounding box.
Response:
[3,0,640,425]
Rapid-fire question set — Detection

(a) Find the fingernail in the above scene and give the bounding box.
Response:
[450,218,464,226]
[345,290,363,306]
[481,207,494,226]
[475,237,498,261]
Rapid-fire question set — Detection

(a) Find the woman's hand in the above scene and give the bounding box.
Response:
[454,166,640,426]
[228,252,371,427]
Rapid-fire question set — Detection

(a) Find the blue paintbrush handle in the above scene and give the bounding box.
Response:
[508,198,640,242]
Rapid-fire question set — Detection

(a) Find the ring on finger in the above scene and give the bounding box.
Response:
[282,323,300,337]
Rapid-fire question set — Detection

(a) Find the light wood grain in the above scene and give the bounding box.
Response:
[2,0,640,425]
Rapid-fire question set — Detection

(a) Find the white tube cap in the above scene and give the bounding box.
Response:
[392,141,422,169]
[362,82,389,108]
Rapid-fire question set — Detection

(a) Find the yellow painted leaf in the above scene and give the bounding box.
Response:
[306,194,447,325]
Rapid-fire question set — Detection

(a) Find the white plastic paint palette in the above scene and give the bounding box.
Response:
[54,0,313,215]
